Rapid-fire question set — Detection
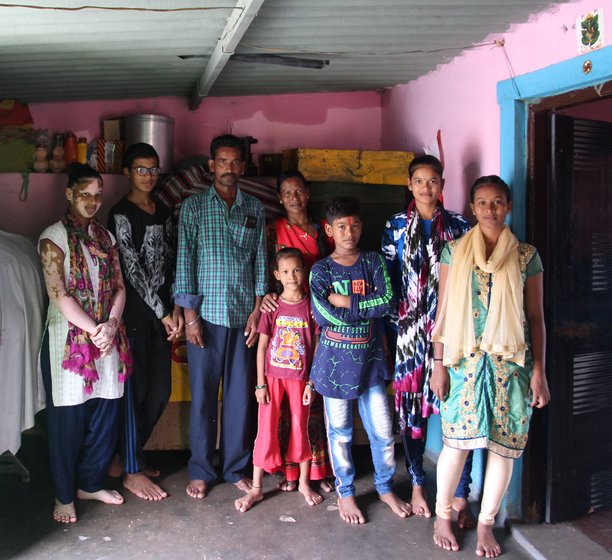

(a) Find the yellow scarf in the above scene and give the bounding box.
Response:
[433,225,526,367]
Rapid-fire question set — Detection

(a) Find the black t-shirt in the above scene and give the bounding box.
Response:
[108,197,175,332]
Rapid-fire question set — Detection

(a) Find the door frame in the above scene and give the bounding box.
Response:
[497,45,612,520]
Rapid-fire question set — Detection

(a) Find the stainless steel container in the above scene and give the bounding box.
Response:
[123,114,174,173]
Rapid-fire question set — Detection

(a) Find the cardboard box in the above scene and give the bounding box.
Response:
[283,148,414,186]
[102,118,122,141]
[94,139,123,174]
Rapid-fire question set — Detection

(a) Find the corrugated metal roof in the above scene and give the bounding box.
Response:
[0,0,230,102]
[0,0,572,104]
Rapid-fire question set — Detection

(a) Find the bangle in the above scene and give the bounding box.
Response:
[433,358,443,362]
[255,384,267,390]
[186,317,200,326]
[306,380,315,391]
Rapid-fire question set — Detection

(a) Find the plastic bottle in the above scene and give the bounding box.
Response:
[64,132,77,164]
[77,137,88,164]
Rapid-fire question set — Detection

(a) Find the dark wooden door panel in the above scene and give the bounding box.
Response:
[546,114,612,522]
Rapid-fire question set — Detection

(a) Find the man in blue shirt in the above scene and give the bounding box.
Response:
[175,134,268,499]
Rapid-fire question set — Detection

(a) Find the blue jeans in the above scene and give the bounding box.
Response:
[403,435,473,498]
[324,382,396,498]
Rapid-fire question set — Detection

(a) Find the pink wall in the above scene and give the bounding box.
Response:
[2,90,382,238]
[381,0,612,215]
[0,173,129,240]
[29,91,383,167]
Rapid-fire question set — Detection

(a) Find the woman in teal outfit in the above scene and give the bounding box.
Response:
[430,175,550,558]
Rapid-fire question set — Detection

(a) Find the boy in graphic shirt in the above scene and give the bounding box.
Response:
[108,143,183,501]
[309,196,412,525]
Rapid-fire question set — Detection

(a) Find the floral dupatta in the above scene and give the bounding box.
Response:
[394,201,458,437]
[61,209,132,394]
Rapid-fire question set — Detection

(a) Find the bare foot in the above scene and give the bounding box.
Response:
[453,496,476,529]
[233,478,253,493]
[53,500,77,523]
[123,472,168,501]
[433,517,459,552]
[338,496,366,524]
[299,482,323,506]
[476,522,501,558]
[277,479,297,492]
[76,488,124,505]
[379,492,412,518]
[186,479,208,499]
[234,488,263,512]
[107,454,123,478]
[142,464,161,478]
[410,485,432,517]
[319,478,335,493]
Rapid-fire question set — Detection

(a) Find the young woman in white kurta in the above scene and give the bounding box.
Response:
[39,164,131,524]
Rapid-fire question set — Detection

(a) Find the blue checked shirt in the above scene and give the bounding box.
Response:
[175,186,268,328]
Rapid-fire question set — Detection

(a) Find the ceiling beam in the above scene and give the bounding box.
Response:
[189,0,265,110]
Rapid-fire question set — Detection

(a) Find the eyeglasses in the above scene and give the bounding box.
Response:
[131,166,161,176]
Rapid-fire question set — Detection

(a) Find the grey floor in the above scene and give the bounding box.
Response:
[1,430,532,560]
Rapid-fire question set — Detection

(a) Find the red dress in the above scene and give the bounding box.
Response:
[268,216,333,482]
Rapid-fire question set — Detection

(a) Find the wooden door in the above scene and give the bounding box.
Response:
[544,114,612,522]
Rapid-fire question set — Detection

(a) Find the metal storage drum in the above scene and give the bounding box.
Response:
[123,114,174,173]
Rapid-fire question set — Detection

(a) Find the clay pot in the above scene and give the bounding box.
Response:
[33,146,49,173]
[49,145,66,173]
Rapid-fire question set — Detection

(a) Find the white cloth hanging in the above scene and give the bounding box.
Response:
[0,230,46,454]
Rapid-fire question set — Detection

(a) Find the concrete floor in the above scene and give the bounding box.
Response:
[0,432,534,560]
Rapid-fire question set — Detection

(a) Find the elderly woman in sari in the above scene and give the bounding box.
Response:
[262,170,334,493]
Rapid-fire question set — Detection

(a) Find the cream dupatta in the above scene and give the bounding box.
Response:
[432,225,527,367]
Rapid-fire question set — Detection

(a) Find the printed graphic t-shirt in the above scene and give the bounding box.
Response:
[309,251,393,400]
[257,297,318,381]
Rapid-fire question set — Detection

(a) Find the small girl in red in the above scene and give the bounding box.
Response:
[235,248,322,512]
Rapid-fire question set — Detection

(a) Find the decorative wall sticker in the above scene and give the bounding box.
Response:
[577,9,604,54]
